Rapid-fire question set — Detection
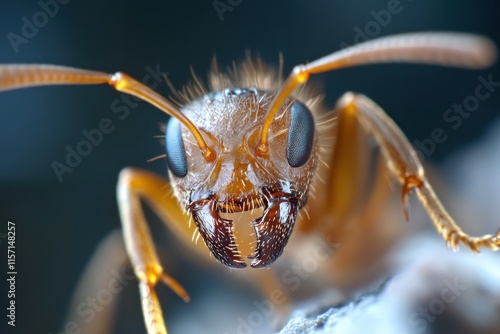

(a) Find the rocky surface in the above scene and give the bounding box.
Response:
[280,237,500,334]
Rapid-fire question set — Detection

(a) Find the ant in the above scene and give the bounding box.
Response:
[1,32,499,334]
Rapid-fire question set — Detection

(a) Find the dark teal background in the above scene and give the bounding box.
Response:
[0,0,499,333]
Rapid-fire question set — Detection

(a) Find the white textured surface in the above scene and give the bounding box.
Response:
[280,237,500,334]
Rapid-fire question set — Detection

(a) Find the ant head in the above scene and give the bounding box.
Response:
[165,84,319,269]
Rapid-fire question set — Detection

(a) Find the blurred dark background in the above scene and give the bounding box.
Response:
[0,0,500,333]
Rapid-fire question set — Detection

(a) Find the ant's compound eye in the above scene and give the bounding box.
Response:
[287,101,315,167]
[165,118,188,178]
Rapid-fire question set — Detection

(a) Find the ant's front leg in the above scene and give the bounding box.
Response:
[117,168,194,334]
[117,168,292,333]
[335,92,500,252]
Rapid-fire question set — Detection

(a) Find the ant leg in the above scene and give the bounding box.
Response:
[118,168,290,332]
[117,168,199,334]
[333,158,404,288]
[314,108,397,287]
[64,230,131,334]
[308,98,371,236]
[333,92,500,252]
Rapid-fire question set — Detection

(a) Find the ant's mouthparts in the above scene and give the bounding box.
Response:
[189,188,301,269]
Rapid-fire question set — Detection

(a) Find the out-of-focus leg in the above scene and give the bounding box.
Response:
[332,92,500,252]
